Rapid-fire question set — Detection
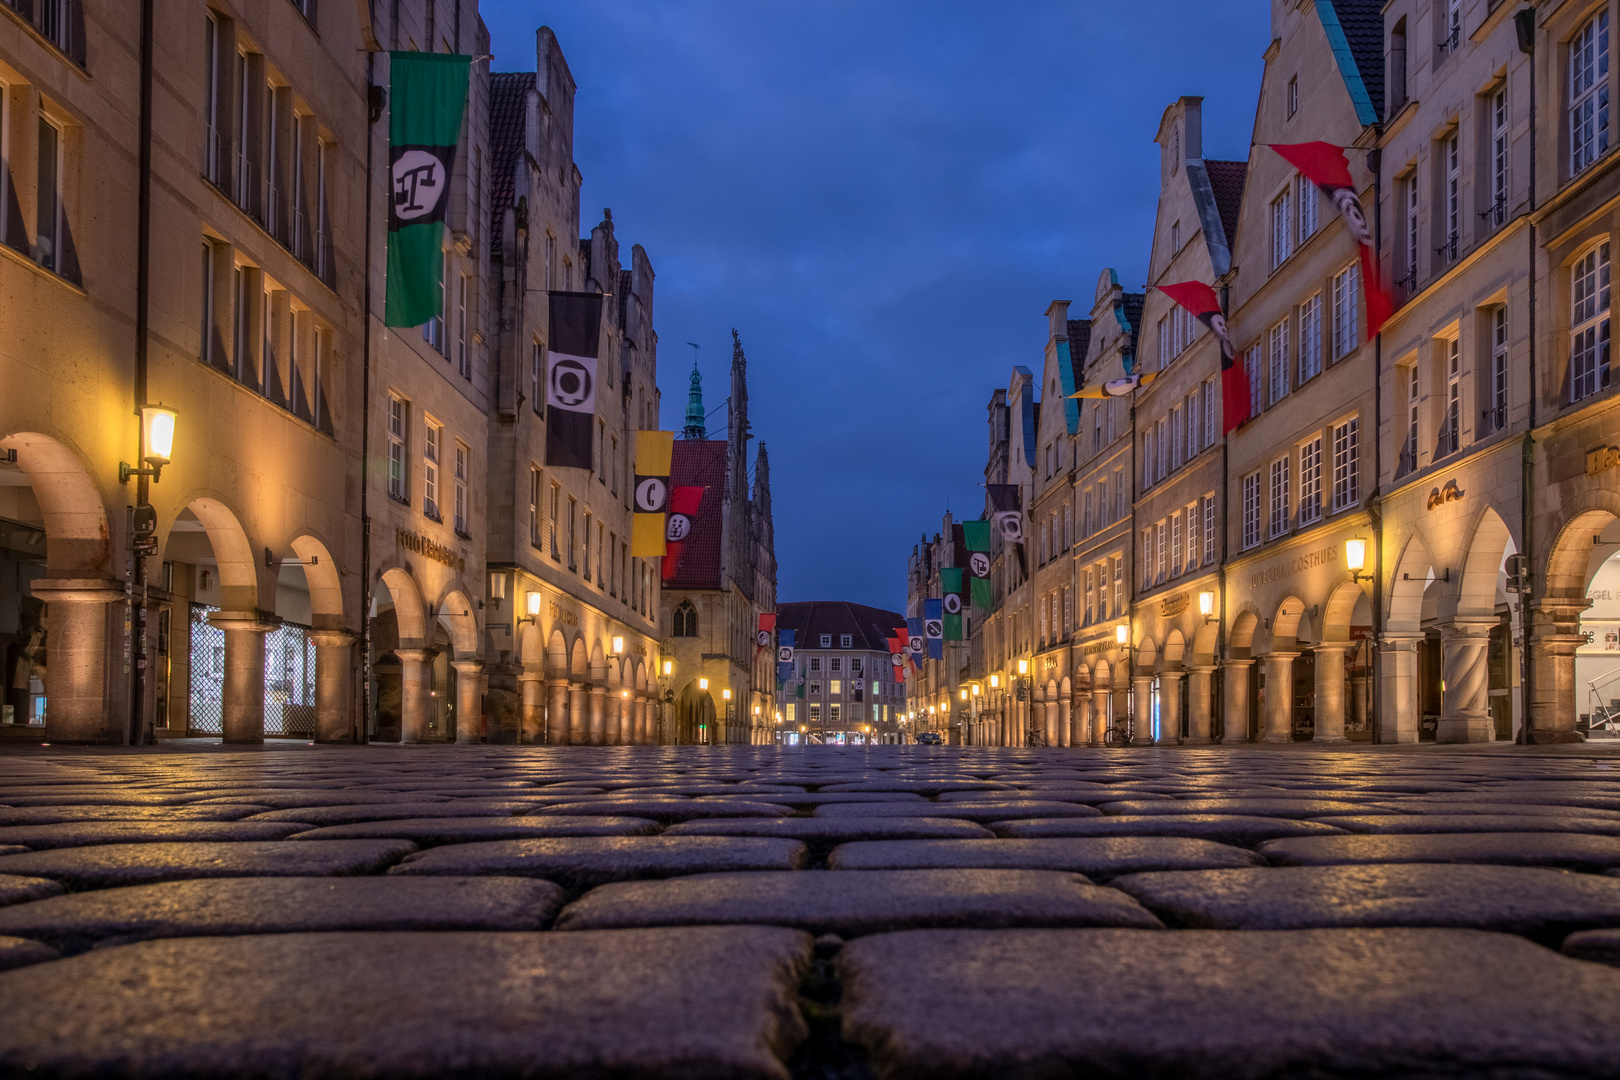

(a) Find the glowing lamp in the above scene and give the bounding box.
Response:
[661,659,673,677]
[990,674,1001,689]
[722,688,731,701]
[959,688,968,701]
[1115,623,1130,646]
[1017,659,1029,676]
[972,683,981,696]
[699,677,709,690]
[1346,537,1369,583]
[611,635,625,655]
[526,592,542,618]
[1198,591,1215,618]
[143,404,177,464]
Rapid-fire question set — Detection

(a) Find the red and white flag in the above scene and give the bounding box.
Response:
[660,486,704,582]
[1266,142,1395,338]
[1156,280,1249,435]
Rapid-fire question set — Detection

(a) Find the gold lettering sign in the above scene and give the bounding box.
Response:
[1588,445,1620,477]
[396,529,466,573]
[548,602,579,628]
[1250,545,1338,591]
[1426,479,1465,510]
[1160,593,1188,618]
[1081,640,1110,656]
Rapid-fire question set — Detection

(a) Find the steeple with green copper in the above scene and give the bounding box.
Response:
[683,362,707,440]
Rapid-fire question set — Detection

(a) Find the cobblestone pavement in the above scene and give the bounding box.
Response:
[4,744,1620,1077]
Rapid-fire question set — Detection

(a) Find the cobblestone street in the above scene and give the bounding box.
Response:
[0,746,1619,1076]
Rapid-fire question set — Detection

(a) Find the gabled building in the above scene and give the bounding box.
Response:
[659,333,777,744]
[905,513,968,742]
[775,600,907,744]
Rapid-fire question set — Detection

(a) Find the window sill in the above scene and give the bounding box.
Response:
[0,239,85,294]
[424,508,442,524]
[389,494,411,508]
[0,5,89,73]
[455,529,472,541]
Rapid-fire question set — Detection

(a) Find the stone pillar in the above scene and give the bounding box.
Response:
[1132,675,1152,742]
[569,683,588,744]
[546,678,570,744]
[1378,634,1421,743]
[210,612,276,745]
[1260,653,1297,743]
[1059,698,1072,747]
[1158,671,1182,746]
[609,692,627,744]
[1530,629,1585,743]
[33,580,122,743]
[452,659,484,744]
[1090,687,1110,745]
[587,685,606,745]
[1041,700,1055,746]
[518,668,545,744]
[1222,658,1253,744]
[310,631,358,743]
[394,648,435,745]
[1436,621,1494,743]
[1185,666,1215,744]
[1312,644,1351,743]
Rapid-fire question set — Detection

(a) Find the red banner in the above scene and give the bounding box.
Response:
[1157,280,1250,435]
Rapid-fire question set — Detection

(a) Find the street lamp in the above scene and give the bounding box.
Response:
[611,635,625,656]
[1346,536,1370,584]
[519,591,542,626]
[120,403,178,483]
[699,677,709,691]
[661,658,673,677]
[1198,590,1216,623]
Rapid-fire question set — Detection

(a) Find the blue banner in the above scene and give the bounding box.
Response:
[923,599,944,660]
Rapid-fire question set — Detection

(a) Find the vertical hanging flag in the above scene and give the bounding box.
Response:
[887,640,906,684]
[923,599,944,660]
[940,568,966,640]
[777,628,795,684]
[1266,142,1396,337]
[1157,281,1250,435]
[988,484,1028,577]
[660,486,704,582]
[906,617,925,668]
[963,520,993,610]
[756,612,777,653]
[631,430,675,557]
[384,52,471,328]
[545,292,604,470]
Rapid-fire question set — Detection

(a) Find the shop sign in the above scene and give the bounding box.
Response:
[1160,593,1188,618]
[1426,479,1465,510]
[1250,545,1338,590]
[1588,445,1620,477]
[397,529,466,573]
[1080,639,1111,656]
[548,601,579,627]
[1350,624,1373,641]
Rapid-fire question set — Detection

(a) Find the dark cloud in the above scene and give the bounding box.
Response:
[480,0,1269,610]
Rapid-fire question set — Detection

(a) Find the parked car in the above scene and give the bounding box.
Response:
[914,732,943,746]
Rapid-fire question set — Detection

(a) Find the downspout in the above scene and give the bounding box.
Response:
[1517,8,1538,743]
[1217,284,1230,742]
[358,27,383,743]
[1368,144,1384,744]
[129,0,154,745]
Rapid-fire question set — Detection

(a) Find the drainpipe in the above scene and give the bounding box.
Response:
[1217,284,1230,740]
[1516,8,1538,743]
[128,0,154,746]
[1368,144,1384,744]
[358,40,383,743]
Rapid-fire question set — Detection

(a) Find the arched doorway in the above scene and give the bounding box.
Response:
[1544,506,1620,739]
[675,679,715,745]
[370,565,426,743]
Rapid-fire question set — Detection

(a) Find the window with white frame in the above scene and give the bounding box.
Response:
[1299,293,1323,382]
[1571,241,1612,401]
[1082,488,1093,536]
[1205,376,1217,438]
[1405,171,1420,285]
[1571,11,1611,176]
[1288,75,1298,117]
[1084,568,1095,625]
[1112,556,1124,618]
[1489,86,1509,227]
[1331,418,1360,512]
[1442,336,1461,455]
[831,657,842,672]
[1171,404,1185,469]
[1203,495,1216,565]
[1298,176,1318,244]
[453,442,469,534]
[1186,501,1201,570]
[529,467,542,547]
[531,342,544,415]
[1063,503,1072,547]
[1403,362,1420,469]
[1187,386,1202,456]
[1242,472,1262,549]
[1269,456,1291,538]
[1157,416,1169,479]
[1332,263,1360,357]
[1299,437,1323,526]
[1158,318,1169,367]
[1442,131,1460,262]
[1098,559,1111,620]
[1271,188,1294,269]
[1245,345,1263,419]
[809,656,822,672]
[1156,520,1167,581]
[1114,468,1125,521]
[423,419,441,520]
[1268,318,1290,405]
[387,396,408,501]
[423,252,448,351]
[1142,529,1154,588]
[1143,427,1155,489]
[456,273,470,377]
[1171,220,1181,252]
[1170,512,1183,577]
[1489,306,1509,429]
[35,114,63,275]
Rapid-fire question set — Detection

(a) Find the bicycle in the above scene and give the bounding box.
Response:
[1102,715,1135,747]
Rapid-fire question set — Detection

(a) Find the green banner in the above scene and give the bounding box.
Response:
[941,568,965,640]
[384,52,470,328]
[962,520,991,552]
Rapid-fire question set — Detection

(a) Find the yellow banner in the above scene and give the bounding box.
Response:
[632,513,666,558]
[635,430,674,475]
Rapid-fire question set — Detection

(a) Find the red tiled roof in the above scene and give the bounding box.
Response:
[665,440,729,590]
[1206,159,1248,250]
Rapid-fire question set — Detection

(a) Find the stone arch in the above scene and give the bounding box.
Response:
[1162,629,1186,671]
[1093,658,1113,689]
[0,432,111,578]
[1387,530,1437,635]
[546,628,568,675]
[434,586,479,659]
[1546,504,1620,601]
[1272,596,1308,652]
[1061,675,1072,696]
[187,498,260,613]
[1135,636,1158,675]
[1456,503,1515,621]
[287,533,344,630]
[518,622,546,667]
[1322,580,1368,643]
[377,565,426,647]
[1191,617,1219,665]
[1229,609,1261,658]
[589,643,606,682]
[569,635,588,678]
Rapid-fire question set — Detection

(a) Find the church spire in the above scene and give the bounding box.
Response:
[682,361,706,440]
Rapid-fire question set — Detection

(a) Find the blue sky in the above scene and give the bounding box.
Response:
[479,1,1271,613]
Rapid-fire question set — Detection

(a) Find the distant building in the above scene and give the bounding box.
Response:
[659,333,777,743]
[775,601,909,744]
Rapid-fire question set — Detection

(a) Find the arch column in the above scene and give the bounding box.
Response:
[1436,620,1494,743]
[587,684,607,745]
[393,648,435,744]
[637,694,651,744]
[569,682,588,744]
[211,611,278,744]
[1378,633,1421,743]
[309,630,358,743]
[1059,698,1072,747]
[1132,675,1152,742]
[1185,666,1215,744]
[1530,599,1586,742]
[1221,658,1253,744]
[1312,644,1351,743]
[32,580,122,743]
[1158,671,1182,746]
[452,659,484,744]
[605,692,623,744]
[546,678,570,744]
[518,667,545,743]
[1260,652,1297,743]
[1090,687,1109,745]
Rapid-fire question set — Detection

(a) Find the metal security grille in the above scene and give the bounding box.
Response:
[188,604,316,737]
